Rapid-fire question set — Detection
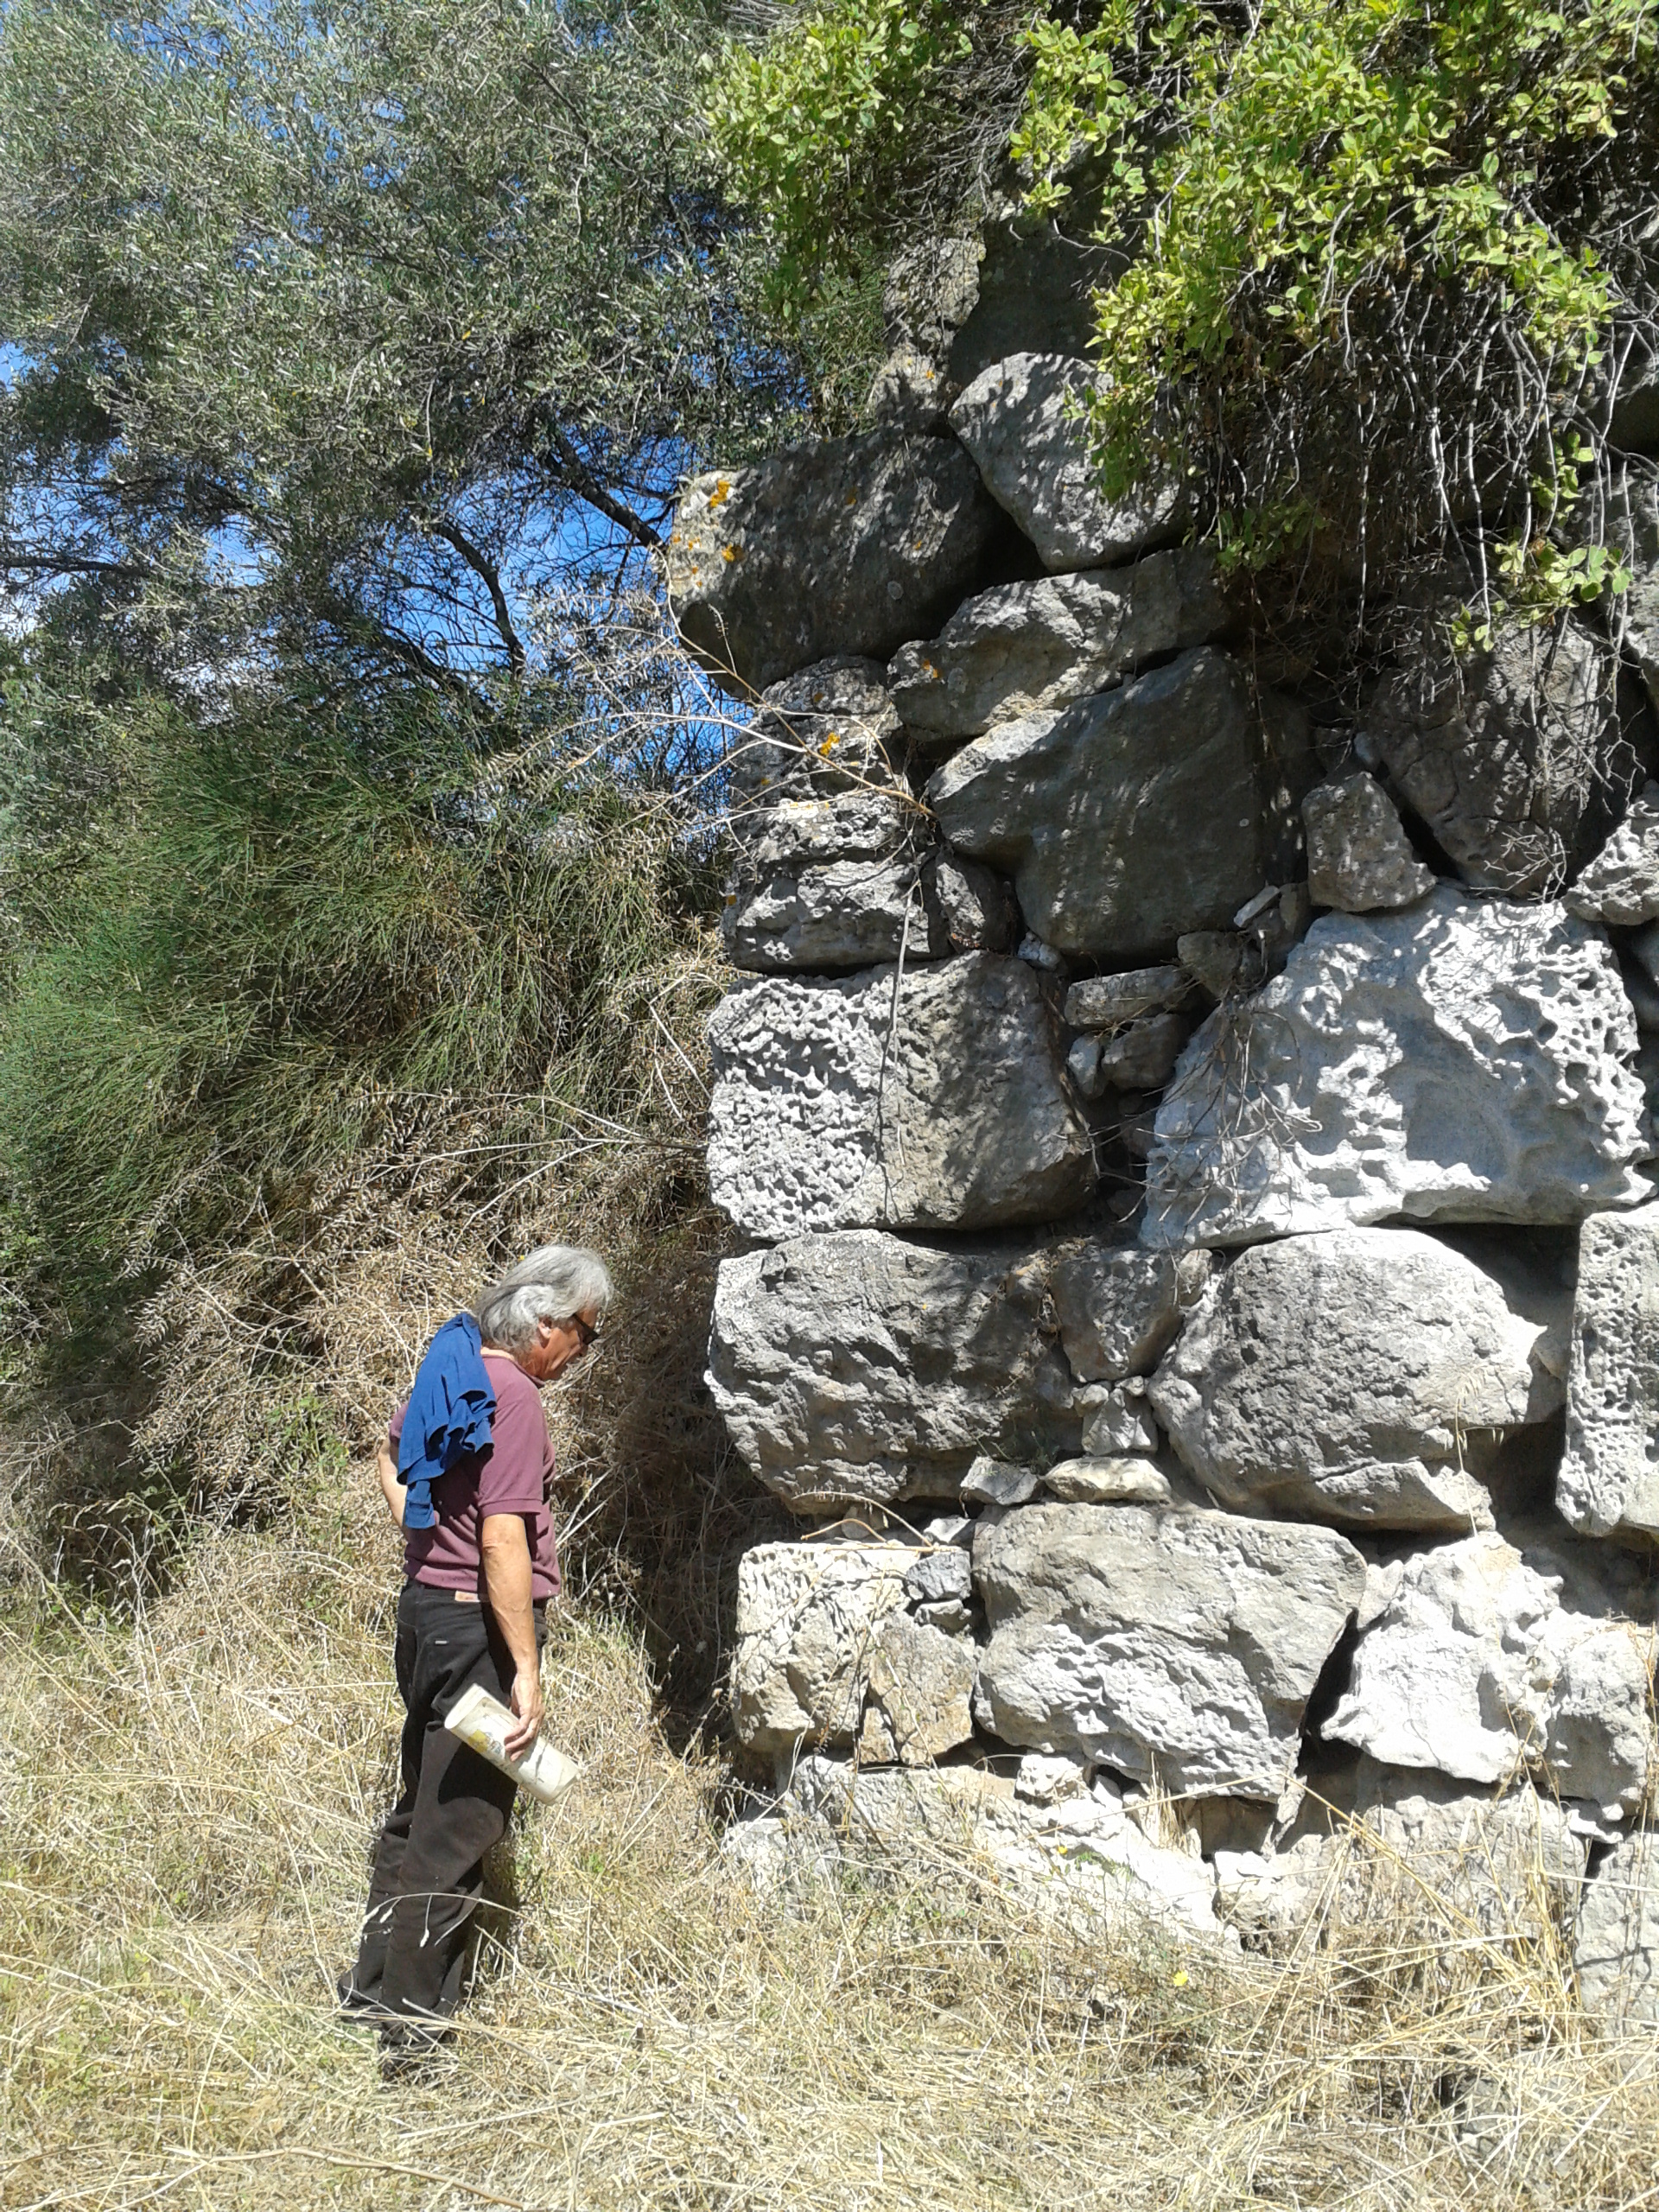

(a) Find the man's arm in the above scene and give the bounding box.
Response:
[376,1444,406,1529]
[480,1512,543,1757]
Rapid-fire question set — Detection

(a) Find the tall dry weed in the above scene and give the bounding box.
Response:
[3,1482,1658,2212]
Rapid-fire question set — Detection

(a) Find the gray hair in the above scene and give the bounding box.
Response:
[475,1243,613,1351]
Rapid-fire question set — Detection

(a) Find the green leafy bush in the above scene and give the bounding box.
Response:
[709,0,1659,600]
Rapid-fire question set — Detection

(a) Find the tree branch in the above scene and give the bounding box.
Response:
[537,417,664,549]
[428,519,526,672]
[1,548,149,581]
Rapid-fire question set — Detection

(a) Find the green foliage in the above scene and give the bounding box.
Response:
[709,0,1659,597]
[704,0,973,319]
[0,674,720,1314]
[0,0,819,696]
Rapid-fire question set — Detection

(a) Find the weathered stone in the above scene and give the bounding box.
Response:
[1095,1011,1190,1090]
[1325,1533,1656,1816]
[1150,1228,1568,1531]
[1558,1204,1659,1545]
[857,1612,978,1766]
[1575,1830,1659,2025]
[1216,1771,1586,1950]
[1176,883,1313,1002]
[667,430,1004,696]
[963,1458,1042,1507]
[973,1502,1366,1797]
[925,852,1020,956]
[914,1599,973,1636]
[950,353,1187,572]
[707,1230,1097,1510]
[1079,1382,1161,1457]
[888,553,1232,746]
[1014,1751,1089,1804]
[864,347,953,434]
[732,1542,909,1755]
[728,658,906,805]
[721,795,1018,972]
[1065,966,1190,1032]
[1303,773,1437,911]
[1066,1035,1105,1097]
[782,1755,1225,1942]
[882,233,982,365]
[721,790,931,972]
[944,162,1129,387]
[1016,931,1068,974]
[1042,1455,1172,1505]
[1143,888,1650,1249]
[1178,930,1247,1000]
[1365,605,1641,894]
[707,952,1096,1239]
[1050,1244,1213,1382]
[903,1547,974,1607]
[928,648,1312,962]
[1566,781,1659,929]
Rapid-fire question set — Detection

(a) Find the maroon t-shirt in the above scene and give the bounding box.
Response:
[388,1350,561,1600]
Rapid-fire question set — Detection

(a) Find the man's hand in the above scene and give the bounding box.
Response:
[505,1664,544,1759]
[480,1511,542,1762]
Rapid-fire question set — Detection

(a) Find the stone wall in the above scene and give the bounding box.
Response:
[668,251,1659,2009]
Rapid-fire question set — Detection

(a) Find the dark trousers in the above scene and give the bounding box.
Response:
[346,1580,544,2029]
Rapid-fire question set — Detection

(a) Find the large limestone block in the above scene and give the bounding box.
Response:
[1558,1204,1659,1544]
[1049,1244,1212,1382]
[1150,1228,1568,1530]
[707,1230,1096,1510]
[721,790,931,973]
[927,648,1309,961]
[1564,782,1659,926]
[1366,605,1641,894]
[728,658,906,805]
[888,551,1232,747]
[1325,1534,1656,1817]
[973,1502,1366,1797]
[732,1543,910,1756]
[950,353,1186,572]
[1216,1771,1586,1950]
[707,953,1096,1239]
[666,431,1003,696]
[1142,888,1650,1249]
[1303,773,1436,912]
[721,793,1017,973]
[1575,1831,1659,2026]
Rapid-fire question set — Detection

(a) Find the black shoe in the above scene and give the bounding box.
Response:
[378,2023,455,2083]
[335,1974,389,2027]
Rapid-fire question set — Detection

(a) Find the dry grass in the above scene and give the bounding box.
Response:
[3,1476,1659,2212]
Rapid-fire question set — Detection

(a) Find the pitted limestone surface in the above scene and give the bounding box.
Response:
[1558,1202,1659,1543]
[1325,1532,1655,1817]
[973,1501,1365,1797]
[707,952,1096,1238]
[1143,887,1650,1249]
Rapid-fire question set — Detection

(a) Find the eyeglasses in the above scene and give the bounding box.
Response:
[572,1313,601,1347]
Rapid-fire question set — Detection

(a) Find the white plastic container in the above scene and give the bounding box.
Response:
[443,1682,582,1805]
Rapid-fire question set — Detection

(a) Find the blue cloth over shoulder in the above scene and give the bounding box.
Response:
[397,1313,496,1531]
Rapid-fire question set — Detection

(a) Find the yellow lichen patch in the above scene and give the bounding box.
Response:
[721,545,740,563]
[708,479,732,510]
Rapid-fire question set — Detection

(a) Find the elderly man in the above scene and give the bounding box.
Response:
[340,1242,612,2059]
